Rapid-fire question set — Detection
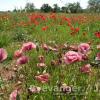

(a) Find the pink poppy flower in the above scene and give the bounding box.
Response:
[81,54,88,60]
[69,44,78,51]
[37,63,46,68]
[42,44,49,51]
[97,45,100,50]
[14,50,22,58]
[48,46,58,52]
[80,64,91,74]
[28,86,41,94]
[63,51,82,64]
[38,55,45,63]
[21,42,36,52]
[9,90,18,100]
[16,56,28,65]
[78,43,90,54]
[35,73,50,83]
[0,48,7,62]
[95,53,100,60]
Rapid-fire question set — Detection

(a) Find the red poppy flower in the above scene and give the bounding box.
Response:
[50,13,56,20]
[42,26,48,31]
[64,17,71,23]
[75,27,80,32]
[95,32,100,38]
[67,22,72,27]
[70,27,74,31]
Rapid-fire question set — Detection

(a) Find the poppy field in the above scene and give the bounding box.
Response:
[0,12,100,100]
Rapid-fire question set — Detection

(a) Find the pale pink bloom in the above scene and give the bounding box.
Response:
[9,90,18,100]
[21,42,36,52]
[37,63,46,68]
[14,50,22,58]
[35,73,50,83]
[80,64,91,74]
[97,45,100,50]
[81,54,88,60]
[95,53,100,60]
[69,44,78,51]
[78,43,90,54]
[28,86,41,94]
[48,46,58,52]
[42,44,49,51]
[38,55,45,63]
[16,56,28,65]
[0,48,7,62]
[64,51,82,64]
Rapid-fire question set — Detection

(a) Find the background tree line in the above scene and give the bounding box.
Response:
[13,0,100,13]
